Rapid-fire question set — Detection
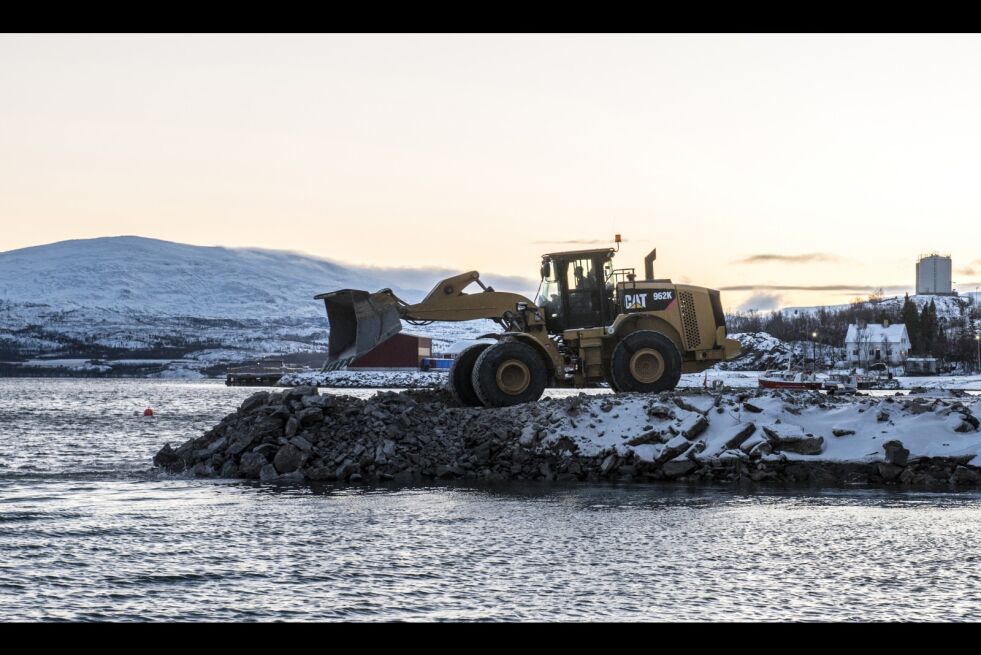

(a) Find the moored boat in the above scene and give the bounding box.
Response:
[821,372,860,393]
[758,369,823,390]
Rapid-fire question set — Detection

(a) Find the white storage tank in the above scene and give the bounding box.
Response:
[915,254,952,295]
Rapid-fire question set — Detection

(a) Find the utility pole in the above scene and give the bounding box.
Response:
[812,330,818,370]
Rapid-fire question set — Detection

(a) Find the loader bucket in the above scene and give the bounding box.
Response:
[315,289,403,370]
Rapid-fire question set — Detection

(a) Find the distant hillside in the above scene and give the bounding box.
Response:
[0,236,536,319]
[0,236,533,375]
[782,294,969,322]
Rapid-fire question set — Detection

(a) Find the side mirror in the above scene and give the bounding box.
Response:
[541,260,551,279]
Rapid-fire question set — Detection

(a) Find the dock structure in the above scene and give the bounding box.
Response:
[225,371,285,387]
[225,360,304,387]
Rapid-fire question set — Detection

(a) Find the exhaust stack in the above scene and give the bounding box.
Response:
[644,248,657,280]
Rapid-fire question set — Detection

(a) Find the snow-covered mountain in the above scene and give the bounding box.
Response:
[0,236,536,319]
[0,236,534,375]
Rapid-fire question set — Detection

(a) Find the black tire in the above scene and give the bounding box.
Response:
[610,330,682,394]
[603,368,622,392]
[447,343,492,406]
[471,340,548,407]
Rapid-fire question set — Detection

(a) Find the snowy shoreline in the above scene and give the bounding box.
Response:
[278,368,981,392]
[156,386,981,488]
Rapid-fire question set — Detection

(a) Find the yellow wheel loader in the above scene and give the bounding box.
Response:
[316,242,741,407]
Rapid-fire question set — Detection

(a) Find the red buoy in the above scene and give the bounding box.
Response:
[143,408,154,417]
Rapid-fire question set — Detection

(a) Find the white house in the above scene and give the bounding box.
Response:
[844,322,910,367]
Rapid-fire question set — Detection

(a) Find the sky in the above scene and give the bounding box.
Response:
[2,34,980,313]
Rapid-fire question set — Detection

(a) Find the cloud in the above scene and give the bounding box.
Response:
[531,239,646,245]
[736,292,783,313]
[720,284,911,293]
[957,266,977,276]
[732,253,842,265]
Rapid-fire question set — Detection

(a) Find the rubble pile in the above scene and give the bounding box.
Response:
[154,386,981,487]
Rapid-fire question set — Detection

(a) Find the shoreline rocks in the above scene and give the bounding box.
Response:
[154,386,981,489]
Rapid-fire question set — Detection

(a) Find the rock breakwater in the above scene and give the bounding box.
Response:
[154,386,981,487]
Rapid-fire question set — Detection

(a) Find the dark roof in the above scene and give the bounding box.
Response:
[541,248,616,260]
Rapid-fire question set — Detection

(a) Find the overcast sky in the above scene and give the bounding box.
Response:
[2,34,980,312]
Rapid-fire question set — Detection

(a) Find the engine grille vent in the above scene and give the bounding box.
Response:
[679,291,701,348]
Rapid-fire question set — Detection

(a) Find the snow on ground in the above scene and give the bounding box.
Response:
[718,332,844,371]
[19,359,112,372]
[525,390,981,467]
[896,374,981,390]
[279,366,981,392]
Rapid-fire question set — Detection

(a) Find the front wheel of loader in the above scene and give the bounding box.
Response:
[448,343,492,407]
[610,330,682,394]
[471,341,548,408]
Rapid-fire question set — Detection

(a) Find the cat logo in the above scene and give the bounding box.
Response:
[623,293,647,309]
[622,290,675,313]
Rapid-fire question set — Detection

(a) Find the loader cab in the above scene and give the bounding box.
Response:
[536,248,616,332]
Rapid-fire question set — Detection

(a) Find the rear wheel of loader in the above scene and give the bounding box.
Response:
[471,341,548,407]
[448,343,492,407]
[610,330,682,393]
[603,370,621,393]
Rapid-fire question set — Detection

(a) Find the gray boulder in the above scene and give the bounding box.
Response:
[219,459,240,478]
[226,431,256,456]
[723,423,756,451]
[273,444,304,474]
[876,462,903,482]
[954,418,978,433]
[305,465,338,481]
[655,435,690,465]
[882,440,909,467]
[762,424,824,455]
[296,407,324,427]
[191,461,214,477]
[679,414,709,439]
[952,466,981,485]
[286,385,319,400]
[290,435,313,452]
[239,452,267,478]
[301,394,332,409]
[153,443,183,471]
[660,458,697,479]
[239,391,270,414]
[957,411,980,430]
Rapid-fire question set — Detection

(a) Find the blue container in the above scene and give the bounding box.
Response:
[420,357,453,371]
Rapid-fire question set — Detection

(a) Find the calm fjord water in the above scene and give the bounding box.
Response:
[2,379,981,621]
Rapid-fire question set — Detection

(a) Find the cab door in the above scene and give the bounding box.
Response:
[563,256,605,329]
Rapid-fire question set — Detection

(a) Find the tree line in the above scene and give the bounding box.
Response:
[727,293,981,369]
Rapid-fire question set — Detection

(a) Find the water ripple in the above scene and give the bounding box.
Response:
[3,380,981,620]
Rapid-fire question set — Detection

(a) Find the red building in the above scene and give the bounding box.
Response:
[349,333,432,370]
